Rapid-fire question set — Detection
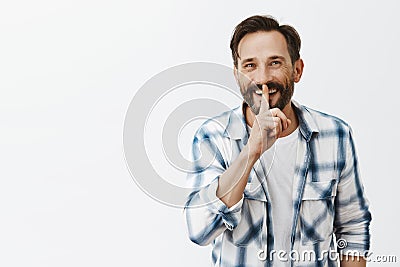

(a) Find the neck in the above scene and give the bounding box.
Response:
[244,101,299,138]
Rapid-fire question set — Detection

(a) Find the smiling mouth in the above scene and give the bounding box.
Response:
[255,88,277,95]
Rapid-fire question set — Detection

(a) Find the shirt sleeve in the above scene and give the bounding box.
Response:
[184,131,244,246]
[334,127,372,256]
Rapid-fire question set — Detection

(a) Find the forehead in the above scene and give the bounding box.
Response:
[237,31,290,62]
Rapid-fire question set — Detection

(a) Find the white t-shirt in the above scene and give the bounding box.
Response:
[248,125,299,266]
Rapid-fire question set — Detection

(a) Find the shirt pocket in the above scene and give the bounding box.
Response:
[299,179,337,245]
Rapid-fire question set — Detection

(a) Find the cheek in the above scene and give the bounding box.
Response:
[238,75,253,92]
[238,72,252,84]
[276,67,294,84]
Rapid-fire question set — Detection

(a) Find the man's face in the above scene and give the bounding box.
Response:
[234,31,299,114]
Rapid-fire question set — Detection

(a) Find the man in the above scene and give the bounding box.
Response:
[184,15,371,267]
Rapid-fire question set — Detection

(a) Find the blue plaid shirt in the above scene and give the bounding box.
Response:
[184,100,371,267]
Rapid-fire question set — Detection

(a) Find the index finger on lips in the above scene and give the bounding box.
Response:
[259,84,270,114]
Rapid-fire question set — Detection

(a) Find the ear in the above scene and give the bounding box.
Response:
[234,66,244,89]
[233,66,239,83]
[293,58,304,83]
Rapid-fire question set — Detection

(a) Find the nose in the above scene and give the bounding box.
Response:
[253,65,273,86]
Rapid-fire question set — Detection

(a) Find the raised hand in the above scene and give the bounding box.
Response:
[247,84,291,158]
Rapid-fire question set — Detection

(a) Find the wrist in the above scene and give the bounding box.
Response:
[242,143,261,164]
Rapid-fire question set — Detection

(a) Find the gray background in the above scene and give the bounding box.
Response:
[1,0,399,266]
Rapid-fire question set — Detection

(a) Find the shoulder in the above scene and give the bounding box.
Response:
[299,104,353,137]
[194,106,241,140]
[308,106,349,127]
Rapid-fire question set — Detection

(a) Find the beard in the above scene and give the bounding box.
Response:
[241,79,294,115]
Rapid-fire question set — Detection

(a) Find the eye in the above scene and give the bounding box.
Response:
[270,60,281,66]
[244,63,255,68]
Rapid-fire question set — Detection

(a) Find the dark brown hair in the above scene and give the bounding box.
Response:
[230,15,301,67]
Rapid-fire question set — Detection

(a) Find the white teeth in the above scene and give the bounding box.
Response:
[255,89,277,95]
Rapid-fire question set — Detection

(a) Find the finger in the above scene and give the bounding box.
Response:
[269,108,289,130]
[262,117,280,130]
[268,118,282,138]
[273,117,283,135]
[259,84,270,114]
[271,116,282,128]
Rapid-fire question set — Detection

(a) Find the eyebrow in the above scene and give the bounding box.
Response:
[239,55,286,64]
[269,55,286,61]
[240,58,256,64]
